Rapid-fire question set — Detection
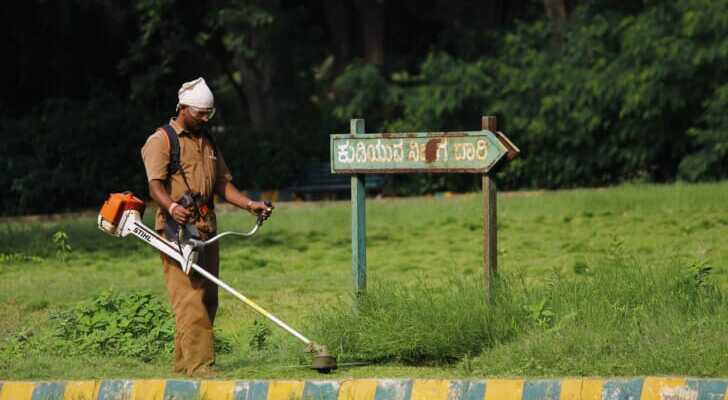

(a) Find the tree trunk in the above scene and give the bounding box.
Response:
[234,0,281,132]
[238,59,279,132]
[544,0,568,46]
[323,0,353,73]
[544,0,568,21]
[354,0,385,65]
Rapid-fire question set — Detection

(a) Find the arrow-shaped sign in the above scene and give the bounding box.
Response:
[330,130,516,174]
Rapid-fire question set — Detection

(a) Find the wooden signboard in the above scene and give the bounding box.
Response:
[331,117,519,303]
[330,131,509,174]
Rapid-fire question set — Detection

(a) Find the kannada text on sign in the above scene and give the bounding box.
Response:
[330,132,508,174]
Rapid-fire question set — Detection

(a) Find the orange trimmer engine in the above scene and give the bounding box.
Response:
[98,192,146,236]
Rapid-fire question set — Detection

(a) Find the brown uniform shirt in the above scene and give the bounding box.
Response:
[141,118,233,233]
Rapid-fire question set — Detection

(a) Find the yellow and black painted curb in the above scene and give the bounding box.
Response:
[1,377,726,399]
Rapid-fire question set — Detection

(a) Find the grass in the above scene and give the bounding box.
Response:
[1,182,727,379]
[312,258,728,377]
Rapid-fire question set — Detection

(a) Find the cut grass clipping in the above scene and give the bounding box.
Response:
[310,256,728,376]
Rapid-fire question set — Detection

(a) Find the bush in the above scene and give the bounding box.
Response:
[51,291,174,361]
[0,95,151,215]
[679,83,728,181]
[331,0,728,190]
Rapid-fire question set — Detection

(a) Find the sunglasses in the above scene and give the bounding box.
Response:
[187,105,216,120]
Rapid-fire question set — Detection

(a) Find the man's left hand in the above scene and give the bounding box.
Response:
[248,201,274,222]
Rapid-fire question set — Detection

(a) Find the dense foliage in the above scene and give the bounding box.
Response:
[1,96,152,214]
[334,0,728,190]
[51,291,175,361]
[2,0,727,214]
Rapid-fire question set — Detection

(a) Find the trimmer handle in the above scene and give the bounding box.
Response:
[178,192,195,208]
[256,200,274,225]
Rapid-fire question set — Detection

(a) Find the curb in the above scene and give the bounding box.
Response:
[1,377,726,399]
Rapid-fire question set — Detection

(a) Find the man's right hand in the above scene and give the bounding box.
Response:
[248,200,274,222]
[169,202,193,224]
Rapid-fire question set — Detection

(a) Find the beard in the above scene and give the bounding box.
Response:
[188,119,204,133]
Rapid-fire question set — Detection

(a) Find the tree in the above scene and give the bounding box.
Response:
[354,0,386,65]
[321,0,354,73]
[543,0,569,46]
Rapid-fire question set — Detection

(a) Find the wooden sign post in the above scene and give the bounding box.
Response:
[331,116,519,302]
[350,119,367,299]
[482,116,498,301]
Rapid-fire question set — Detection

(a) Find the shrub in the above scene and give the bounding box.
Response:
[1,95,151,215]
[331,0,728,189]
[51,290,174,361]
[52,230,72,263]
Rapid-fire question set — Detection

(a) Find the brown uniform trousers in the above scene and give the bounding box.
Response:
[160,238,219,376]
[141,118,233,376]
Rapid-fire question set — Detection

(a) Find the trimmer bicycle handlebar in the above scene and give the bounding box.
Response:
[187,200,273,249]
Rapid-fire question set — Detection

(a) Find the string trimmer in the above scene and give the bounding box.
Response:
[97,192,337,373]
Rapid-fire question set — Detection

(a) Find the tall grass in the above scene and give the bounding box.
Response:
[309,278,523,363]
[311,249,728,376]
[478,255,728,376]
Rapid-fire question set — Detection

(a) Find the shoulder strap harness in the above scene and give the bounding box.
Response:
[161,124,218,177]
[161,124,181,175]
[160,123,217,221]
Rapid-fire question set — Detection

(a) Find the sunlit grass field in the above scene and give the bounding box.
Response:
[1,182,727,379]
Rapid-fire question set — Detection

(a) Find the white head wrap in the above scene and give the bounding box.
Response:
[177,77,214,110]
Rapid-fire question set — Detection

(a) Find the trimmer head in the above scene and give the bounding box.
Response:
[307,343,337,373]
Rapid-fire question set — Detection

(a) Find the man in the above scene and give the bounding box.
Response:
[141,77,272,376]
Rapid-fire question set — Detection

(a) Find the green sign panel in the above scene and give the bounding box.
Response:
[330,131,509,174]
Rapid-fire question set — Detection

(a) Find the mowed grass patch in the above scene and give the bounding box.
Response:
[0,182,727,379]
